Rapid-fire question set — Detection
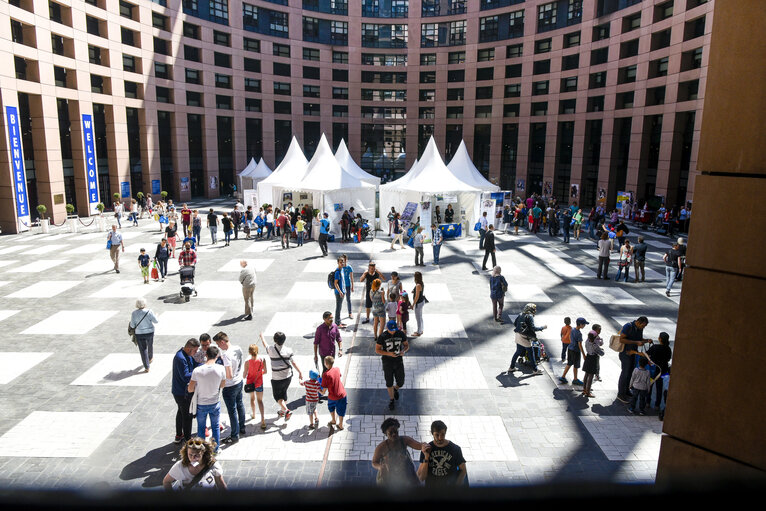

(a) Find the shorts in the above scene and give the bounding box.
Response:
[141,266,149,276]
[566,348,581,368]
[306,401,317,415]
[271,376,291,402]
[381,357,405,388]
[327,396,347,417]
[245,384,263,393]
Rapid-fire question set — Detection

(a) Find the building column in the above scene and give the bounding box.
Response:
[596,114,616,206]
[653,112,678,207]
[543,120,557,200]
[105,105,131,210]
[569,119,587,205]
[29,94,67,225]
[203,113,220,199]
[140,106,163,202]
[514,122,530,196]
[624,108,647,203]
[172,112,191,202]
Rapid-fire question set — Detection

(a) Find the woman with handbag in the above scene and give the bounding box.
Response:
[154,238,170,281]
[242,344,267,431]
[260,332,303,420]
[129,298,158,372]
[162,437,227,491]
[581,324,604,398]
[489,266,508,324]
[615,240,633,282]
[411,271,426,337]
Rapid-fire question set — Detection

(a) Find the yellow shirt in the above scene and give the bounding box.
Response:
[296,220,306,232]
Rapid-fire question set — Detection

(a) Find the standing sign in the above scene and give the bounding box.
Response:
[81,114,100,215]
[399,201,418,229]
[5,106,31,230]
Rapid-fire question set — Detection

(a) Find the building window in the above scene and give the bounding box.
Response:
[304,66,320,80]
[420,89,435,101]
[587,95,604,112]
[535,38,552,54]
[503,104,520,118]
[591,47,609,66]
[475,105,492,118]
[593,22,610,41]
[274,82,291,95]
[561,76,577,92]
[476,67,494,81]
[185,68,201,84]
[447,88,464,101]
[421,24,437,47]
[86,15,102,37]
[243,3,258,28]
[269,11,289,37]
[564,31,580,48]
[273,43,290,57]
[209,0,229,24]
[449,20,467,45]
[622,13,641,33]
[245,98,262,112]
[216,95,232,109]
[480,16,499,42]
[446,106,463,119]
[506,44,523,58]
[215,74,232,89]
[447,69,465,82]
[214,52,231,68]
[244,78,261,92]
[184,45,201,62]
[156,86,172,103]
[420,71,436,84]
[333,105,348,117]
[303,16,320,41]
[537,1,558,32]
[125,81,140,99]
[419,107,435,119]
[184,22,200,39]
[214,30,231,47]
[505,64,522,78]
[649,57,669,78]
[333,51,348,63]
[274,101,291,114]
[332,69,348,81]
[476,86,493,99]
[559,98,576,114]
[589,71,607,89]
[186,91,202,107]
[620,39,639,58]
[504,83,521,98]
[331,21,348,45]
[123,55,137,73]
[531,102,548,116]
[616,91,634,109]
[562,53,579,70]
[154,37,170,56]
[154,62,171,79]
[244,58,261,73]
[567,0,582,25]
[421,53,436,66]
[121,27,137,47]
[333,87,348,99]
[448,51,466,64]
[152,12,168,31]
[88,45,103,66]
[678,79,699,102]
[304,103,320,116]
[478,48,495,62]
[533,60,550,75]
[532,81,549,96]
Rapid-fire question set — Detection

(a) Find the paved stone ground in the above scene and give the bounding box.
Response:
[0,198,681,489]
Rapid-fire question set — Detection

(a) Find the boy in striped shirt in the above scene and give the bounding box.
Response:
[300,370,322,429]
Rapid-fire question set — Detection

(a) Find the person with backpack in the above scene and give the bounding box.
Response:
[508,303,546,375]
[331,257,348,328]
[319,212,331,256]
[489,266,508,324]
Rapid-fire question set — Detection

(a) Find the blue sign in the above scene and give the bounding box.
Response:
[81,114,99,211]
[121,181,131,199]
[5,106,30,218]
[152,179,161,195]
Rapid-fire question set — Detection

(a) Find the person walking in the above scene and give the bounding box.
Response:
[375,321,409,411]
[107,225,125,273]
[260,331,303,420]
[295,215,306,246]
[581,327,603,398]
[371,279,386,339]
[172,338,201,443]
[387,207,396,236]
[153,238,170,281]
[181,204,192,237]
[390,213,405,250]
[178,242,197,268]
[332,257,348,328]
[360,262,386,324]
[596,233,612,279]
[188,345,227,452]
[213,332,246,444]
[508,303,546,375]
[663,242,683,296]
[632,236,648,283]
[417,420,468,487]
[231,205,242,240]
[192,210,202,246]
[411,271,426,337]
[573,208,584,240]
[489,266,508,323]
[413,227,425,266]
[615,240,633,282]
[221,213,233,247]
[431,224,443,265]
[162,437,227,490]
[318,213,330,256]
[559,317,588,386]
[646,332,672,408]
[239,260,256,320]
[114,201,123,229]
[320,356,347,430]
[130,298,158,372]
[617,317,650,403]
[165,221,179,258]
[242,344,267,430]
[481,225,497,271]
[207,208,219,245]
[372,418,423,487]
[341,254,354,319]
[562,208,572,244]
[478,211,489,250]
[314,311,343,376]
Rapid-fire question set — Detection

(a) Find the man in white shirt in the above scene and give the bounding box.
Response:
[213,332,246,444]
[188,345,226,452]
[479,212,489,250]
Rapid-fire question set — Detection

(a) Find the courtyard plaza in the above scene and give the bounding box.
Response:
[0,198,680,488]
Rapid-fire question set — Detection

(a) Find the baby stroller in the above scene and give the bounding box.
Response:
[179,265,197,302]
[523,339,550,366]
[356,217,372,241]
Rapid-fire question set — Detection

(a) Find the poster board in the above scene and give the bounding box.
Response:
[616,190,632,210]
[400,201,418,229]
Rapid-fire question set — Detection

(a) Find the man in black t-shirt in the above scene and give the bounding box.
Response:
[375,321,408,411]
[418,420,467,487]
[663,243,683,296]
[207,209,219,244]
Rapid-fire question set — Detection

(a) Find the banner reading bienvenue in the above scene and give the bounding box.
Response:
[5,106,31,231]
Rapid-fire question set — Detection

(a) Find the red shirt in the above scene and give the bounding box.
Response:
[303,379,321,403]
[321,367,346,401]
[178,249,197,267]
[181,209,192,223]
[246,358,264,387]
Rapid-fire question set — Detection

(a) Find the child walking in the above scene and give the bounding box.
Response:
[560,317,572,362]
[242,344,268,430]
[397,292,411,335]
[321,356,347,431]
[138,248,150,284]
[300,370,322,429]
[628,357,652,415]
[386,292,398,323]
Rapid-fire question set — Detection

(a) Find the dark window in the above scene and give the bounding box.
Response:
[420,72,436,83]
[154,37,170,56]
[154,62,171,79]
[475,105,492,118]
[533,60,550,75]
[560,76,578,92]
[616,91,634,109]
[421,53,437,65]
[186,91,202,107]
[531,101,548,116]
[622,13,641,33]
[648,57,669,78]
[447,88,465,101]
[591,47,609,66]
[304,66,320,80]
[51,34,66,56]
[274,101,291,114]
[333,105,348,117]
[680,47,703,71]
[88,45,102,66]
[532,80,549,96]
[184,22,200,39]
[534,38,552,54]
[504,83,521,98]
[86,16,102,37]
[273,43,290,57]
[123,54,137,73]
[91,74,107,94]
[476,67,494,81]
[214,52,231,68]
[333,87,348,99]
[245,98,262,112]
[215,73,232,89]
[478,48,495,62]
[677,79,699,102]
[244,37,260,52]
[420,89,436,101]
[562,53,579,71]
[651,29,672,51]
[476,86,493,99]
[304,48,320,61]
[244,58,261,72]
[505,64,522,78]
[587,95,604,112]
[446,106,463,118]
[589,71,607,89]
[419,107,435,119]
[684,16,705,41]
[646,86,666,106]
[125,81,140,99]
[333,51,348,63]
[156,86,172,103]
[216,95,232,109]
[303,85,320,98]
[273,62,290,75]
[618,64,637,84]
[152,12,168,30]
[332,69,348,82]
[448,51,466,64]
[447,69,465,82]
[184,45,201,62]
[593,22,610,41]
[213,30,230,47]
[185,68,201,84]
[506,43,523,58]
[244,78,261,92]
[503,104,520,118]
[563,31,580,48]
[559,98,576,114]
[620,39,640,58]
[654,0,674,22]
[273,82,291,95]
[119,1,135,19]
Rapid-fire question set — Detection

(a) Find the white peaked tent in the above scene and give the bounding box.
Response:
[447,140,500,192]
[240,157,272,190]
[256,136,309,207]
[380,137,494,235]
[237,157,257,191]
[297,135,376,234]
[335,139,381,186]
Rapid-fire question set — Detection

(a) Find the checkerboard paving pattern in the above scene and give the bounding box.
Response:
[578,416,664,461]
[573,286,644,305]
[5,281,83,298]
[13,260,69,273]
[0,310,21,323]
[70,354,175,386]
[0,245,33,255]
[352,314,467,339]
[506,284,553,303]
[153,311,226,336]
[0,352,53,384]
[343,356,488,390]
[21,310,118,335]
[218,258,274,272]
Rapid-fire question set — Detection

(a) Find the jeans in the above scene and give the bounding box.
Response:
[618,351,636,397]
[222,382,246,439]
[665,267,677,292]
[478,229,486,250]
[135,333,154,370]
[116,213,122,228]
[297,231,304,246]
[415,246,424,266]
[634,260,645,282]
[414,301,424,334]
[156,257,168,278]
[561,343,569,361]
[224,230,232,244]
[597,256,610,279]
[335,292,344,325]
[209,226,218,244]
[432,244,441,264]
[344,287,352,315]
[196,402,221,450]
[266,222,274,238]
[589,222,596,239]
[491,296,504,320]
[629,389,648,412]
[174,393,193,440]
[616,262,631,282]
[193,226,201,244]
[510,344,537,371]
[563,227,570,243]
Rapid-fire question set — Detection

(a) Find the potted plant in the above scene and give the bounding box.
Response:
[96,202,106,231]
[65,204,78,232]
[37,204,50,233]
[160,190,168,201]
[136,191,144,200]
[112,192,120,204]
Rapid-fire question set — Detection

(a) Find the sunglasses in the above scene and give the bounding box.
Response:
[186,439,205,448]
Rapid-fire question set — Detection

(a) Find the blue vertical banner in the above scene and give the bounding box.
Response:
[5,106,31,230]
[152,179,160,195]
[81,114,100,214]
[120,181,131,198]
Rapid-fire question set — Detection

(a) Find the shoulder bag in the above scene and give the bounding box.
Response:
[128,310,150,346]
[273,345,294,379]
[183,461,214,491]
[609,334,624,352]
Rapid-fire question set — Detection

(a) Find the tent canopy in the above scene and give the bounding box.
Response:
[237,157,257,178]
[447,140,500,191]
[335,139,381,186]
[297,135,374,191]
[259,136,308,186]
[246,158,272,180]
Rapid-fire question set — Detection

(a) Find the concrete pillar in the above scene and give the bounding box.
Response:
[29,94,67,225]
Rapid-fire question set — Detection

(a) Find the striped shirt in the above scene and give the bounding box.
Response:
[267,345,294,380]
[303,379,321,403]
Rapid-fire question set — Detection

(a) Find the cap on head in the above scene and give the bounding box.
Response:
[309,370,320,381]
[576,317,589,326]
[386,320,398,331]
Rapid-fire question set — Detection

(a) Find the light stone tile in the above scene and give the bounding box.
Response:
[284,282,364,301]
[0,352,53,384]
[0,411,129,457]
[326,415,517,462]
[0,310,21,323]
[645,240,671,249]
[264,312,323,338]
[0,260,18,268]
[578,416,663,461]
[67,259,117,273]
[6,280,82,298]
[218,259,274,272]
[652,288,681,304]
[13,259,69,273]
[193,280,244,299]
[0,245,35,254]
[506,284,553,303]
[344,356,487,389]
[154,311,226,336]
[216,415,330,461]
[352,313,467,338]
[89,280,164,299]
[520,244,572,261]
[70,353,175,386]
[21,310,118,335]
[573,286,644,305]
[65,243,111,255]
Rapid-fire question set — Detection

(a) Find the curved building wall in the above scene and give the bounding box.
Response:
[0,0,713,229]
